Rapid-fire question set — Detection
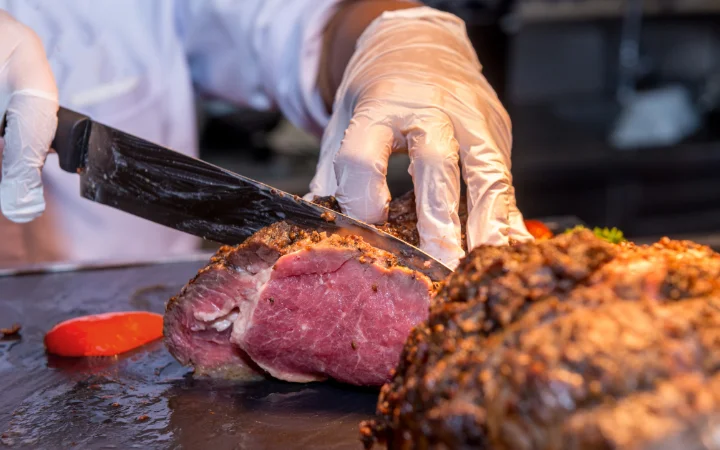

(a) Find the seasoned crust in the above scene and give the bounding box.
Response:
[362,230,720,450]
[165,222,408,314]
[314,191,470,250]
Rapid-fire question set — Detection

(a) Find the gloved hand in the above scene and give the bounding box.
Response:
[307,7,532,269]
[0,10,58,223]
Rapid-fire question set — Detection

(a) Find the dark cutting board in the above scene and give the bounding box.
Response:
[0,261,378,450]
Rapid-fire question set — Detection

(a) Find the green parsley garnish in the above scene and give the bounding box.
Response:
[565,225,626,244]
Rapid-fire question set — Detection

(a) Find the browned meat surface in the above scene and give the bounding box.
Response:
[164,219,434,386]
[310,195,342,213]
[314,191,469,250]
[362,229,720,449]
[0,323,21,337]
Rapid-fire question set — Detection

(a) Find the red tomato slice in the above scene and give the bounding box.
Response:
[44,311,164,357]
[524,219,554,240]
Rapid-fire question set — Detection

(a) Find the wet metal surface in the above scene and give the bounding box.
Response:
[0,261,377,449]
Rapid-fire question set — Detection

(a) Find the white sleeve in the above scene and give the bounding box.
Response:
[175,0,343,136]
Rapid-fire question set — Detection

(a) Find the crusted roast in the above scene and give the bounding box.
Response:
[163,195,438,386]
[361,229,720,449]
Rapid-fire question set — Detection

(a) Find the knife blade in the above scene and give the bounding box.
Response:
[50,107,452,280]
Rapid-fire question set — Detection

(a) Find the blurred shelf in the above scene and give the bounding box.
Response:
[514,0,720,24]
[508,101,720,238]
[509,102,720,181]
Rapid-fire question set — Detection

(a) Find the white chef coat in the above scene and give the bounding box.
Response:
[0,0,337,268]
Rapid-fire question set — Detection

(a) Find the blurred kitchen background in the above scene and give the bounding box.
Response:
[196,0,720,246]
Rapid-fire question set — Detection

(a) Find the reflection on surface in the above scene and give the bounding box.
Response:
[0,261,379,449]
[167,376,377,450]
[2,341,378,449]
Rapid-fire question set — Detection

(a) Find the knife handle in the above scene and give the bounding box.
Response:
[51,107,91,173]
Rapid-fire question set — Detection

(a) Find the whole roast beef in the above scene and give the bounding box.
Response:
[362,229,720,449]
[164,193,439,386]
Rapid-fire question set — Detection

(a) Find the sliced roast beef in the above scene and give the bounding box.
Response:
[165,191,471,385]
[164,220,434,386]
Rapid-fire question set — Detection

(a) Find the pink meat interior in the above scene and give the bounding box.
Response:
[232,246,431,386]
[164,261,269,380]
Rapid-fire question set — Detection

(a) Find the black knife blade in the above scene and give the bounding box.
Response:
[50,107,452,280]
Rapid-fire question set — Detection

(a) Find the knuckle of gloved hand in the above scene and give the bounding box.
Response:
[0,12,34,48]
[340,193,388,224]
[409,136,458,167]
[414,146,458,167]
[334,145,381,175]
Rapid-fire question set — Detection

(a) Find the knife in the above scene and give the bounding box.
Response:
[50,107,452,281]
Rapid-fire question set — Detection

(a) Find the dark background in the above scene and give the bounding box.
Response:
[197,0,720,246]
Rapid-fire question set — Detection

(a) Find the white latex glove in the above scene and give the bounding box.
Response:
[307,7,532,269]
[0,10,59,223]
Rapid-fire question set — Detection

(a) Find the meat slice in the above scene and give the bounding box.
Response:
[164,221,434,386]
[362,229,720,449]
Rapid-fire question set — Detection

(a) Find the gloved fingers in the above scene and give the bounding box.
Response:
[406,109,464,269]
[305,150,336,201]
[459,126,515,249]
[452,94,525,250]
[305,111,347,201]
[333,107,394,224]
[1,93,59,223]
[0,12,59,223]
[507,185,534,242]
[462,166,512,250]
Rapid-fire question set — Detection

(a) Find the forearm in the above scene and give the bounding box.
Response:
[317,0,421,111]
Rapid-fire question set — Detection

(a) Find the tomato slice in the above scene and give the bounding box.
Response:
[44,311,164,357]
[524,219,554,240]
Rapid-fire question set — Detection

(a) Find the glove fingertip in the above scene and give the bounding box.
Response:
[0,183,46,223]
[1,202,45,223]
[337,195,390,225]
[417,232,465,271]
